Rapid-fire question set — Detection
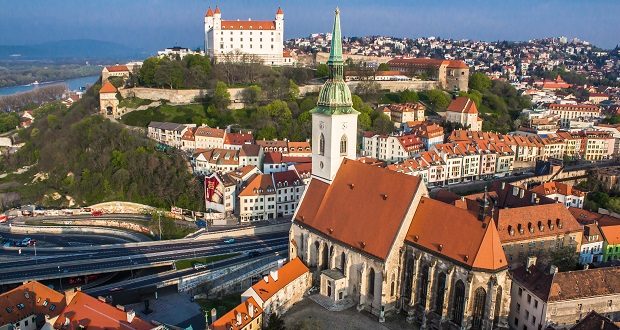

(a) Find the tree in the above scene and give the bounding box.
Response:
[242,85,262,105]
[355,81,381,97]
[139,57,160,87]
[213,81,231,110]
[288,79,300,100]
[469,72,492,92]
[550,246,579,271]
[108,76,125,89]
[372,113,394,134]
[421,89,450,111]
[400,89,419,103]
[315,63,329,78]
[377,63,390,71]
[265,313,286,330]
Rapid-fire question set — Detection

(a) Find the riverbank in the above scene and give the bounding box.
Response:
[0,75,99,96]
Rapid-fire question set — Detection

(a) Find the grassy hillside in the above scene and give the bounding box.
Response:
[0,81,203,211]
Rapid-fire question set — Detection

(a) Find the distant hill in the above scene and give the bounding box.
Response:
[0,39,147,61]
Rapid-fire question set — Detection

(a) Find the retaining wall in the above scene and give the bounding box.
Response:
[0,224,149,242]
[194,222,291,240]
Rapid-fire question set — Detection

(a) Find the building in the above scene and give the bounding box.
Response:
[547,103,601,128]
[287,141,312,157]
[0,281,66,330]
[600,221,620,262]
[384,102,425,125]
[241,258,310,324]
[588,93,610,104]
[224,132,255,150]
[147,122,193,149]
[101,65,130,82]
[273,170,305,218]
[445,96,483,131]
[529,181,586,208]
[204,6,285,65]
[195,126,226,150]
[362,133,424,164]
[579,223,605,264]
[210,297,262,330]
[99,82,120,118]
[157,46,201,59]
[509,262,620,329]
[595,167,620,192]
[256,139,289,154]
[387,58,470,91]
[193,148,241,175]
[403,121,444,150]
[238,173,276,222]
[569,311,619,330]
[53,291,155,330]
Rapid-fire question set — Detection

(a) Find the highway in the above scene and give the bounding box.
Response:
[0,233,289,285]
[86,248,288,297]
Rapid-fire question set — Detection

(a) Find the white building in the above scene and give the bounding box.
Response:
[147,122,194,149]
[157,47,202,59]
[445,96,483,131]
[273,170,305,218]
[579,223,605,264]
[529,181,585,208]
[204,6,285,65]
[362,133,424,164]
[238,174,276,222]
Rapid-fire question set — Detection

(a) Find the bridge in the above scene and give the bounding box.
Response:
[0,233,289,285]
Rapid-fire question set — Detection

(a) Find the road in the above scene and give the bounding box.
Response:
[86,248,288,297]
[0,232,132,248]
[0,233,289,285]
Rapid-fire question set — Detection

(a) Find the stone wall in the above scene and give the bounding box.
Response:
[119,87,211,104]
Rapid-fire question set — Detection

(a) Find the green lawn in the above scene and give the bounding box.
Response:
[175,253,241,270]
[121,103,211,127]
[118,97,152,109]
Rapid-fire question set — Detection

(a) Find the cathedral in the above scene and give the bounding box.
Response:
[288,8,511,330]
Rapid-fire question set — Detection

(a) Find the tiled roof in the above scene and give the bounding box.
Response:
[53,292,153,330]
[221,20,276,30]
[224,132,254,145]
[239,144,261,157]
[406,197,507,271]
[388,58,468,70]
[195,126,225,138]
[211,297,262,330]
[396,134,424,152]
[0,281,66,326]
[272,169,302,187]
[530,181,585,197]
[264,151,283,164]
[105,65,129,72]
[196,148,239,166]
[568,207,603,225]
[205,7,213,17]
[256,139,288,148]
[295,159,423,260]
[496,203,582,243]
[287,141,311,154]
[99,81,118,94]
[512,266,620,302]
[446,96,478,114]
[148,121,186,132]
[548,103,600,112]
[600,224,620,245]
[249,258,309,303]
[239,174,275,197]
[181,127,196,141]
[570,311,619,330]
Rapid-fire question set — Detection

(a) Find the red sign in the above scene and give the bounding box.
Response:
[205,175,223,204]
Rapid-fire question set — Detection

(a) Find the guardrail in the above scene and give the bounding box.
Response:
[0,224,150,242]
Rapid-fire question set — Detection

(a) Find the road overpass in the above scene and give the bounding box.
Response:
[0,233,289,285]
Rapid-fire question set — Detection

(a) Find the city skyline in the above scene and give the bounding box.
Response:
[1,0,619,51]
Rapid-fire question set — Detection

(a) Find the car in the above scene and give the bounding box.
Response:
[193,263,207,270]
[223,238,235,244]
[109,287,123,292]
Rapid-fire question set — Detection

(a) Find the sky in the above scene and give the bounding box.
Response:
[1,0,619,51]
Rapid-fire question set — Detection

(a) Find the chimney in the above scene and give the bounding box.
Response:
[270,270,279,282]
[519,188,525,199]
[126,310,136,323]
[501,181,506,190]
[526,256,537,270]
[64,316,70,327]
[549,265,558,275]
[263,276,269,283]
[248,302,254,318]
[236,311,242,325]
[531,193,537,204]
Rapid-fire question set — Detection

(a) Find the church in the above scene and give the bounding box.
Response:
[288,8,511,330]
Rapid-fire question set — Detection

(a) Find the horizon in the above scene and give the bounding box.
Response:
[0,0,619,52]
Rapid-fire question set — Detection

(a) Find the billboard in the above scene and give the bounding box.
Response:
[205,174,225,213]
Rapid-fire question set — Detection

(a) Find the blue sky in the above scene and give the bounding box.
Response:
[0,0,618,50]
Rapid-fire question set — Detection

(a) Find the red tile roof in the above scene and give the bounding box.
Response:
[205,7,213,17]
[224,132,254,145]
[249,258,309,303]
[105,65,129,72]
[496,203,582,243]
[54,292,152,330]
[221,20,276,30]
[239,174,275,197]
[100,81,118,94]
[195,126,225,138]
[529,181,585,198]
[0,281,66,326]
[548,103,600,112]
[272,169,303,187]
[295,159,423,260]
[446,96,478,114]
[211,297,262,330]
[276,7,283,15]
[407,197,507,271]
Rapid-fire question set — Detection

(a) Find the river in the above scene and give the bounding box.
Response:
[0,75,100,96]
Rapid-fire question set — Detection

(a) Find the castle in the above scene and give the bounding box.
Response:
[204,6,285,65]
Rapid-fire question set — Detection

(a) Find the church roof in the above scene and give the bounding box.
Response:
[446,96,478,114]
[294,159,422,260]
[406,197,508,272]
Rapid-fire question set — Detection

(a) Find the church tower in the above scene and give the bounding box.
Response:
[311,8,359,183]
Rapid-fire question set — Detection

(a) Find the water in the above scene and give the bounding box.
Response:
[0,75,100,96]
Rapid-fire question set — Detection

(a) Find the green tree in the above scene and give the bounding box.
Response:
[242,85,262,104]
[421,89,451,111]
[0,113,19,133]
[399,89,419,103]
[550,246,579,271]
[315,63,329,78]
[139,57,161,87]
[377,63,390,71]
[108,76,125,89]
[265,313,286,330]
[469,72,492,92]
[213,81,231,110]
[288,79,300,100]
[372,113,394,134]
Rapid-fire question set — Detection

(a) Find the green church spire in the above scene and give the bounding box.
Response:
[312,8,358,115]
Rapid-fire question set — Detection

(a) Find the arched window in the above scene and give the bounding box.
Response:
[403,258,414,305]
[434,272,447,315]
[390,274,396,297]
[418,264,430,306]
[340,252,346,275]
[368,268,375,297]
[313,241,320,267]
[451,280,465,326]
[319,133,325,156]
[471,287,487,329]
[493,287,502,326]
[340,134,347,155]
[321,243,329,270]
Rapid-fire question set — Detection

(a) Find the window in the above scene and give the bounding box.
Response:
[367,268,375,297]
[319,133,325,156]
[527,294,531,303]
[340,135,347,155]
[518,287,523,297]
[471,287,486,330]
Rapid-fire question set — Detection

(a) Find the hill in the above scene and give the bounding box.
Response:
[0,80,204,211]
[0,39,146,61]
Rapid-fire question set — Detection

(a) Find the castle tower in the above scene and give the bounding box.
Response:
[311,8,359,183]
[204,7,214,53]
[275,7,284,31]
